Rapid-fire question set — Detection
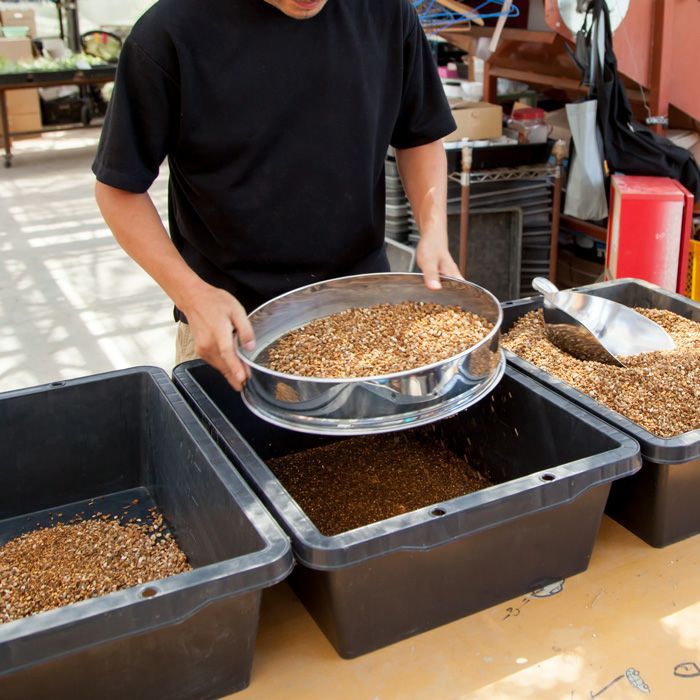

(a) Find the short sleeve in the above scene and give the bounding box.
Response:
[92,37,179,193]
[390,6,456,149]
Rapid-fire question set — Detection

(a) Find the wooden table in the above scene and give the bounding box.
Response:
[233,516,700,699]
[0,65,116,167]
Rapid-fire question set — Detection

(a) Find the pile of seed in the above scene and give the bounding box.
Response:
[503,308,700,437]
[268,432,492,536]
[0,508,191,623]
[264,301,493,378]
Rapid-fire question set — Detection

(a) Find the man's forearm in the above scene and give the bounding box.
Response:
[394,140,448,240]
[94,181,207,311]
[95,179,255,390]
[394,140,461,285]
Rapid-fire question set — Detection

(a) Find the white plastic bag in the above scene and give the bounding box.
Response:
[564,100,609,220]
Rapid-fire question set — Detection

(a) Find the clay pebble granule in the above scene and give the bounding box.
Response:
[0,506,191,624]
[502,308,700,437]
[268,431,493,536]
[264,300,493,378]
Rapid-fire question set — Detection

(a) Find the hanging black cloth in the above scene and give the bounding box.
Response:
[583,0,700,200]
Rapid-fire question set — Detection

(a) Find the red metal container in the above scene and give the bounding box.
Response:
[605,175,694,293]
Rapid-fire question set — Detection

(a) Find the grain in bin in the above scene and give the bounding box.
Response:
[0,368,293,700]
[501,278,700,547]
[175,360,640,658]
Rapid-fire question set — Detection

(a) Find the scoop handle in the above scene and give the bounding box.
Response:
[532,277,560,297]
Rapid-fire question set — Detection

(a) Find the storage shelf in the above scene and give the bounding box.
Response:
[560,214,608,243]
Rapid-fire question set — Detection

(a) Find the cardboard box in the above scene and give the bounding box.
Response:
[0,111,42,138]
[667,129,700,151]
[0,37,33,62]
[5,88,40,116]
[0,9,37,38]
[0,39,41,141]
[546,108,572,155]
[447,101,503,141]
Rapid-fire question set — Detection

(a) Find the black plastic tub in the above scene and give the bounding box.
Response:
[501,278,700,547]
[0,368,293,700]
[174,362,640,658]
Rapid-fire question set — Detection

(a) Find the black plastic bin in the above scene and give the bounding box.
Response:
[0,368,293,700]
[501,278,700,547]
[174,362,639,658]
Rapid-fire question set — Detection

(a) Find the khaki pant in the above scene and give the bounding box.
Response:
[174,321,199,365]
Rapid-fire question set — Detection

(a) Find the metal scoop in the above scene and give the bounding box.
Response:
[532,278,675,366]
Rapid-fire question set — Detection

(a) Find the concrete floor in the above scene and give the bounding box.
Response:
[0,129,174,393]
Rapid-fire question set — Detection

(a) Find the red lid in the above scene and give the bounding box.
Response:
[511,107,545,121]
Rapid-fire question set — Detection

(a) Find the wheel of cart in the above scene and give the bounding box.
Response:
[80,101,91,126]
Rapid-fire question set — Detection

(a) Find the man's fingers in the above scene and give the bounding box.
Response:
[229,300,256,351]
[219,366,245,392]
[214,322,248,390]
[440,257,464,280]
[421,258,442,290]
[196,327,249,392]
[422,255,465,290]
[203,341,247,391]
[218,345,248,391]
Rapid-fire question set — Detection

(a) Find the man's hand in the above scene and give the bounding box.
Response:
[180,285,256,392]
[416,231,463,290]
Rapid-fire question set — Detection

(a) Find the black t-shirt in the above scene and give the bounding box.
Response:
[92,0,456,314]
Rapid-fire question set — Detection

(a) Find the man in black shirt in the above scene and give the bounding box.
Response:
[94,0,460,390]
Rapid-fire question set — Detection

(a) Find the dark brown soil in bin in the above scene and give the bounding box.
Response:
[0,506,191,624]
[267,431,493,536]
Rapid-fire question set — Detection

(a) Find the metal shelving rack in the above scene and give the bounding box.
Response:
[451,141,567,293]
[387,141,566,298]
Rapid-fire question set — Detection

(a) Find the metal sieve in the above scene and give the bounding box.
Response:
[236,273,504,435]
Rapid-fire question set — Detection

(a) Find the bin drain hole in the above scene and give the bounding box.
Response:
[141,587,159,598]
[431,508,446,517]
[540,473,556,482]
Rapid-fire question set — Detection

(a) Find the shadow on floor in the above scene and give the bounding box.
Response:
[0,132,174,391]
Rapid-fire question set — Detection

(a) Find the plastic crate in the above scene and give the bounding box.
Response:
[174,362,639,658]
[0,368,293,699]
[501,278,700,547]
